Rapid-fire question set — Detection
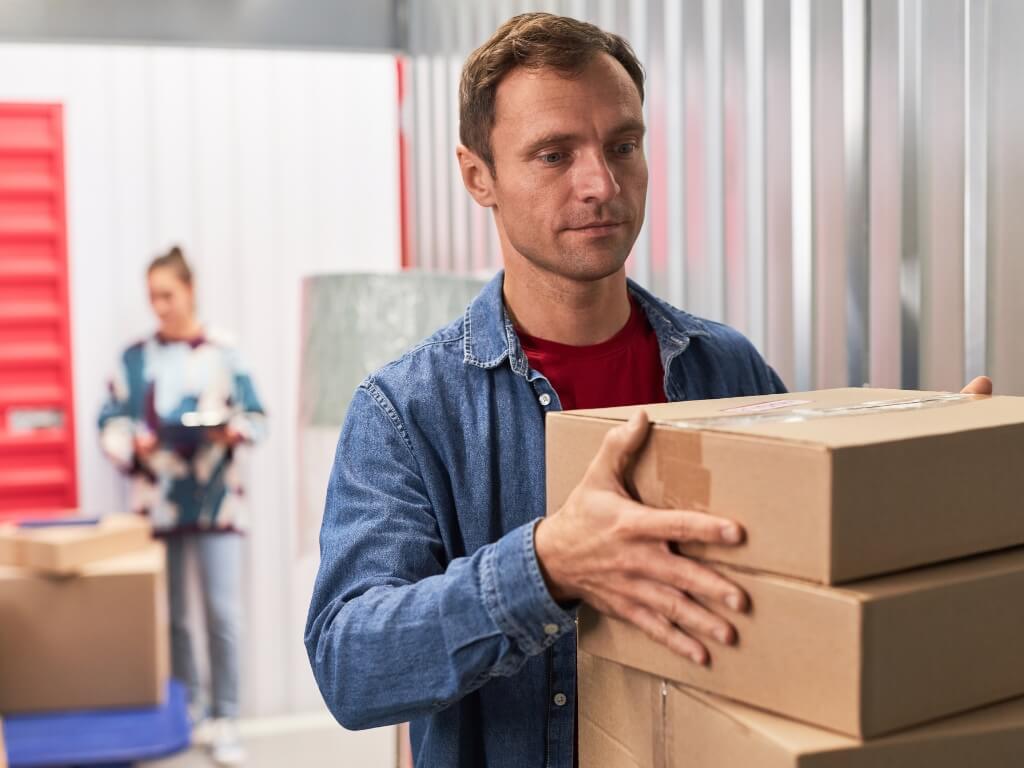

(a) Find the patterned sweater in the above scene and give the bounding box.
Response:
[98,328,266,534]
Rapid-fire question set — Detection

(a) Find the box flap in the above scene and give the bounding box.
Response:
[674,684,1024,755]
[840,546,1024,601]
[0,541,164,581]
[76,542,164,576]
[0,514,151,573]
[0,515,141,547]
[674,685,858,754]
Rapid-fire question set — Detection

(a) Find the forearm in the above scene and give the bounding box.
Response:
[99,415,136,471]
[305,519,574,730]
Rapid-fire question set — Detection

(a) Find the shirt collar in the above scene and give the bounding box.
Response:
[462,269,710,375]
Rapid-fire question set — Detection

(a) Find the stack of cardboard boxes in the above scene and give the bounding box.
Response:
[546,388,1024,766]
[0,514,169,718]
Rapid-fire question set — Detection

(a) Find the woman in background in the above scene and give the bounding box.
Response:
[98,246,265,767]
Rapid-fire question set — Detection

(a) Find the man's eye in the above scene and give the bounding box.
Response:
[615,142,637,155]
[540,152,565,165]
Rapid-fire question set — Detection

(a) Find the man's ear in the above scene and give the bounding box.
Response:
[457,145,497,208]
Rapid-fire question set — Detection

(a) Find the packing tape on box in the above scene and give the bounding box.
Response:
[631,393,980,518]
[660,392,979,432]
[630,429,711,512]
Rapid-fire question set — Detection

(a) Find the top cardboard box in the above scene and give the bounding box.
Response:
[0,514,151,575]
[546,388,1024,583]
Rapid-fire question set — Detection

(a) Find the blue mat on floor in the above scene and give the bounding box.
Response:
[3,681,190,768]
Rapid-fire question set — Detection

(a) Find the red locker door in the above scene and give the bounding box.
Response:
[0,103,78,519]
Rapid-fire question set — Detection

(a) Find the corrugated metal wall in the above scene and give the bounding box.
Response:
[402,0,1024,394]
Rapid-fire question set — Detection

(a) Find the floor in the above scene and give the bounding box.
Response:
[140,712,397,768]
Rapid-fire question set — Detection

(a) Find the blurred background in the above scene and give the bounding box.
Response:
[0,0,1021,766]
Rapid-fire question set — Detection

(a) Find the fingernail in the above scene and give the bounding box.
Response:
[721,525,742,544]
[726,593,743,612]
[691,651,706,665]
[714,628,730,644]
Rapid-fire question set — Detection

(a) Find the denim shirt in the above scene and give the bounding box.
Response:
[305,271,786,768]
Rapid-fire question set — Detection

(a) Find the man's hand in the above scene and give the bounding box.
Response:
[961,376,993,395]
[535,410,748,666]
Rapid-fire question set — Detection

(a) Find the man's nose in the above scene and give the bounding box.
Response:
[572,150,620,204]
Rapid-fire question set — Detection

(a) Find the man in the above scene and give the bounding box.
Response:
[305,13,992,767]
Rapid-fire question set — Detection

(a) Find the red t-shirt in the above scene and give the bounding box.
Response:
[518,297,665,767]
[517,297,667,411]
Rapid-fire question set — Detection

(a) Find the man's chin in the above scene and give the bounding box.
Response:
[557,247,631,283]
[510,237,632,283]
[561,262,627,283]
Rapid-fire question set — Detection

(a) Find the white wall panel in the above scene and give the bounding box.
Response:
[64,48,124,514]
[0,44,401,747]
[191,49,239,333]
[150,49,195,248]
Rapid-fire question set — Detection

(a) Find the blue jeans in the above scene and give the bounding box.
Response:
[166,532,243,718]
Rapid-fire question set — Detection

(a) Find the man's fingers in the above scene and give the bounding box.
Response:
[621,503,745,546]
[640,550,749,613]
[591,411,651,480]
[610,596,709,665]
[961,375,993,395]
[617,578,737,647]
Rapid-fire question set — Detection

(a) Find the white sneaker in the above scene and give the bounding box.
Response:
[191,716,216,748]
[211,718,246,766]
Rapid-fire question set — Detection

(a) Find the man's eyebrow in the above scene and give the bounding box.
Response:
[520,131,580,156]
[520,120,648,156]
[608,119,647,138]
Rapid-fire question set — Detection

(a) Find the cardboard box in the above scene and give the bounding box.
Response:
[546,388,1024,583]
[579,546,1024,738]
[579,652,1024,768]
[0,542,169,714]
[0,514,152,575]
[579,651,661,768]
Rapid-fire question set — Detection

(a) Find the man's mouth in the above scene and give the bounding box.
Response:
[566,220,624,235]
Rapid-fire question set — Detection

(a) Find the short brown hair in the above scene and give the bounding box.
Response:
[147,245,193,286]
[459,13,645,172]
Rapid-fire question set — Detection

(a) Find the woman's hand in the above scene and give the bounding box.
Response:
[208,425,244,447]
[133,431,158,458]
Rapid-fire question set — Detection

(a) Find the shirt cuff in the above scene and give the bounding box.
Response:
[480,518,577,656]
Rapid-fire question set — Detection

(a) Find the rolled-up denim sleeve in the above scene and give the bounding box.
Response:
[304,384,574,731]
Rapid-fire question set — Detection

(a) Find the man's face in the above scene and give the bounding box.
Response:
[488,53,648,282]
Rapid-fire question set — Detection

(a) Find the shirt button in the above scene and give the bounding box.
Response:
[553,692,568,707]
[543,623,559,636]
[539,393,552,407]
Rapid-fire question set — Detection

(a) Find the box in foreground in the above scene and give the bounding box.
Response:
[0,542,169,714]
[547,388,1024,583]
[579,651,1024,768]
[579,546,1024,738]
[0,514,151,575]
